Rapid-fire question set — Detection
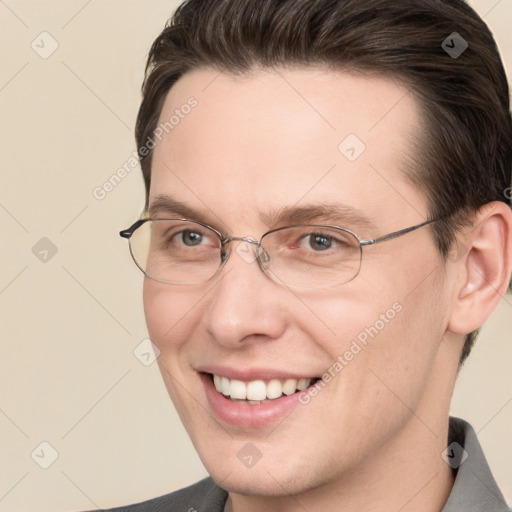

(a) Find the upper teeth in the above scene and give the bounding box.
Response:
[213,374,312,401]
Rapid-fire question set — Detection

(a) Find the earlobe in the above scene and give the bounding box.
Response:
[447,202,512,335]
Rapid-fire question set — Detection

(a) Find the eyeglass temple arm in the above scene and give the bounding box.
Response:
[359,219,438,247]
[119,219,148,239]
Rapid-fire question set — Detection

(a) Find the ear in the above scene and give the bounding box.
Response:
[447,201,512,335]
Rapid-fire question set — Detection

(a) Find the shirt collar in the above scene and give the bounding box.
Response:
[441,417,509,511]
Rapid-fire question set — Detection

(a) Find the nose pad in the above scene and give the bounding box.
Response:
[257,246,270,263]
[234,239,259,264]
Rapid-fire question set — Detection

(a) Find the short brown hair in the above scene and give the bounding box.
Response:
[135,0,512,365]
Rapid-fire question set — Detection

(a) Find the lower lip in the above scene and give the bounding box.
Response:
[200,373,306,428]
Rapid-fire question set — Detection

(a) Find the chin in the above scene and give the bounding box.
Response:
[211,469,306,497]
[202,451,326,498]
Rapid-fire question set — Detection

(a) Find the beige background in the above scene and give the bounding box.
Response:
[0,1,510,510]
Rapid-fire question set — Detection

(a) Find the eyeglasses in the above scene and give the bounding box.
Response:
[119,217,439,290]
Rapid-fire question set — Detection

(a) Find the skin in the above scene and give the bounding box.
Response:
[143,67,512,512]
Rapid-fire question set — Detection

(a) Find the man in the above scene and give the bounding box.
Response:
[114,0,512,510]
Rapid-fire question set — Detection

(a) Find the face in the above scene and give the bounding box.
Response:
[144,67,455,497]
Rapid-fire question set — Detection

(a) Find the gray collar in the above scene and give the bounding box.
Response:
[441,417,509,511]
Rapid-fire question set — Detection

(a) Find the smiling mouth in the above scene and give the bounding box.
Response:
[206,372,321,404]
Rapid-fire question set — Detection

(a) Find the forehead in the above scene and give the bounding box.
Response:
[150,67,427,232]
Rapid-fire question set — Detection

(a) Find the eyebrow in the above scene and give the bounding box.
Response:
[261,203,376,232]
[148,194,376,233]
[148,195,208,221]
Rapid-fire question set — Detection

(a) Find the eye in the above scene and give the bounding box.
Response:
[180,230,204,246]
[154,221,218,251]
[266,226,356,256]
[306,233,333,251]
[298,231,351,252]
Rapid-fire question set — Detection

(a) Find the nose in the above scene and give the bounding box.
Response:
[201,239,288,348]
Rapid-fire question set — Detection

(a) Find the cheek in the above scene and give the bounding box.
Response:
[143,280,209,421]
[142,280,202,353]
[296,287,444,461]
[302,287,404,359]
[306,273,446,401]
